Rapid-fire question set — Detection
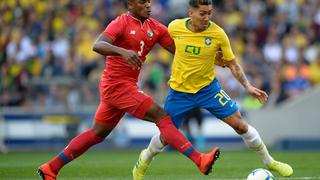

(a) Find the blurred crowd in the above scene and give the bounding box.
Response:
[1,0,320,110]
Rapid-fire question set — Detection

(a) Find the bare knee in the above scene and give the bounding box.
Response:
[223,111,248,134]
[234,121,248,134]
[143,103,168,123]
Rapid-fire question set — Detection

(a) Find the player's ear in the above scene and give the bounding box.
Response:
[188,8,193,17]
[127,0,134,10]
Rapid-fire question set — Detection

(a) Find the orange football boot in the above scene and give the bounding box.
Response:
[37,163,57,180]
[198,147,220,175]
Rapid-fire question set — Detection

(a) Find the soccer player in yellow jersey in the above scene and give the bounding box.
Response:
[133,0,293,179]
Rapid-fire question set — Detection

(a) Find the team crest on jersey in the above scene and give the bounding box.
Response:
[147,29,154,38]
[205,37,212,45]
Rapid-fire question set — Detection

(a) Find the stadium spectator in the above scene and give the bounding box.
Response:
[281,57,311,100]
[1,0,319,108]
[310,53,320,86]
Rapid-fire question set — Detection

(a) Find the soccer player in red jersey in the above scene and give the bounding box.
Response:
[37,1,220,179]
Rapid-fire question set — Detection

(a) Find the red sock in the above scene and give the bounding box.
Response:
[156,116,201,166]
[48,129,104,174]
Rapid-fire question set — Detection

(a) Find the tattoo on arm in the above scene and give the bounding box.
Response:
[230,62,250,88]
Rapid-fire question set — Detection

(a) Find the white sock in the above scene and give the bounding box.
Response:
[141,133,165,163]
[241,125,274,165]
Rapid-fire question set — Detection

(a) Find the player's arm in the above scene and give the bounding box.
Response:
[214,51,226,67]
[163,43,175,54]
[158,22,176,54]
[224,60,268,103]
[93,34,142,69]
[218,28,267,102]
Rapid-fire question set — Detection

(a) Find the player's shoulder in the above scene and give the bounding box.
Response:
[208,21,225,34]
[147,17,166,27]
[112,13,130,24]
[168,18,188,28]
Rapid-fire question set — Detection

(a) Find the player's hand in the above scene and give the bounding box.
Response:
[246,85,268,104]
[214,51,226,68]
[120,49,142,69]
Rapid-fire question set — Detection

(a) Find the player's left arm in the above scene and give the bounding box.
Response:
[225,60,268,103]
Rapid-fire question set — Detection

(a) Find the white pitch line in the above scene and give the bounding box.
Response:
[212,177,320,180]
[278,177,320,180]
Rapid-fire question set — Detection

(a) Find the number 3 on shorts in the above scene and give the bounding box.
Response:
[214,90,231,106]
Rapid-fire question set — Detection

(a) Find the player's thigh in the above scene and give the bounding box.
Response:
[202,87,248,133]
[199,81,239,119]
[94,101,125,129]
[104,83,155,120]
[143,98,189,125]
[164,89,195,128]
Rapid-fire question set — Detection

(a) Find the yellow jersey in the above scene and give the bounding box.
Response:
[168,18,235,93]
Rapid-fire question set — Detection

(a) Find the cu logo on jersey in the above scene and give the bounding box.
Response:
[205,37,212,45]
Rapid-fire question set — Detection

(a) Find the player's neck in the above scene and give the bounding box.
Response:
[188,20,207,33]
[128,12,147,23]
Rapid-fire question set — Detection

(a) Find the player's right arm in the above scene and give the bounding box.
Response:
[93,34,142,69]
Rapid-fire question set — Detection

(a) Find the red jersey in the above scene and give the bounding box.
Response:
[101,12,173,84]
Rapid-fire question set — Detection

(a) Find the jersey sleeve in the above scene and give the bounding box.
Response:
[102,16,124,41]
[219,30,236,61]
[167,21,175,38]
[157,23,174,48]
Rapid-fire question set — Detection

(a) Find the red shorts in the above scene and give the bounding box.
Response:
[94,81,154,127]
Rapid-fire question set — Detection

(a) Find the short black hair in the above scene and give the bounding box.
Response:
[189,0,212,8]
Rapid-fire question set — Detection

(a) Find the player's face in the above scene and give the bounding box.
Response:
[128,0,151,21]
[189,5,213,31]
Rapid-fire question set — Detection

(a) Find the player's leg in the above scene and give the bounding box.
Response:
[133,90,195,179]
[143,102,220,175]
[203,80,292,177]
[124,87,219,177]
[182,116,192,142]
[222,111,274,163]
[222,111,293,177]
[38,102,124,180]
[141,89,196,161]
[132,132,164,180]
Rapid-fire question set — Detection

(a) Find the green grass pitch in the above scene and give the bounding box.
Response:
[1,150,319,180]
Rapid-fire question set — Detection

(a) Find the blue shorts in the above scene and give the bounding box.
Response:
[164,79,239,128]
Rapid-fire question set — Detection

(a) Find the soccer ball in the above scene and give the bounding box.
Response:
[247,168,276,180]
